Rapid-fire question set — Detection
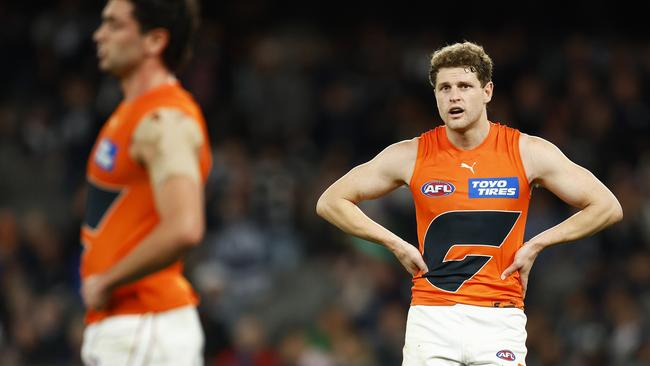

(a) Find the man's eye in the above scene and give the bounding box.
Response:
[106,21,121,30]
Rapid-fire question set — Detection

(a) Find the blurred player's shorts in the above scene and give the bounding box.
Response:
[81,305,203,366]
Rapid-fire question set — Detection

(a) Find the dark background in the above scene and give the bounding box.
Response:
[0,1,648,365]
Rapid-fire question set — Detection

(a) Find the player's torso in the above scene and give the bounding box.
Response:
[82,101,154,274]
[409,122,530,309]
[80,82,212,322]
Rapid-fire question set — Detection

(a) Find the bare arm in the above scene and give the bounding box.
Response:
[98,176,203,289]
[502,134,622,291]
[520,134,622,248]
[82,108,205,309]
[316,138,428,275]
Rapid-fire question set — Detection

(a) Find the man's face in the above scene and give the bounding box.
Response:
[434,67,493,132]
[93,0,144,77]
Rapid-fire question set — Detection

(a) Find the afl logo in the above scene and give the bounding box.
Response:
[421,180,455,197]
[496,350,516,361]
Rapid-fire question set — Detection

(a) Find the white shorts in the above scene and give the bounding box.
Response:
[81,305,204,366]
[403,304,527,366]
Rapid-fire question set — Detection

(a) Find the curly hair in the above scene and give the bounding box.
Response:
[428,41,493,88]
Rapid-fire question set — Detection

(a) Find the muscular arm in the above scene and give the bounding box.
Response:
[521,134,622,249]
[316,138,428,275]
[82,108,205,309]
[501,134,622,289]
[100,175,203,289]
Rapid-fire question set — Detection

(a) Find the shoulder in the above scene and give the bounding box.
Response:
[133,107,201,143]
[368,137,419,184]
[130,107,203,163]
[519,133,564,157]
[519,133,570,183]
[375,137,419,162]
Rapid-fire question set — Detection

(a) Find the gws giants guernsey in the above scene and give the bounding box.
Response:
[409,122,530,309]
[81,82,212,323]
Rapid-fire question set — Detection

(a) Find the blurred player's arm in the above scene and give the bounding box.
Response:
[502,134,623,288]
[82,108,204,310]
[316,138,428,275]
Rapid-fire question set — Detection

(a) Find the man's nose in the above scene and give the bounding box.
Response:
[93,25,104,43]
[448,87,461,101]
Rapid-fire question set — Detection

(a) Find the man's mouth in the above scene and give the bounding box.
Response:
[449,107,464,116]
[96,46,106,58]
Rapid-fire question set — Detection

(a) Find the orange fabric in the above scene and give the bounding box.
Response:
[81,82,212,324]
[409,122,530,309]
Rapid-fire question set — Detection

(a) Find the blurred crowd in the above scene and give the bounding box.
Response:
[0,1,649,365]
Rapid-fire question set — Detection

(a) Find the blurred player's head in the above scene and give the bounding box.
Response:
[94,0,199,77]
[429,42,494,132]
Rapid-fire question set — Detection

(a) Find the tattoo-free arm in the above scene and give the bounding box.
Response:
[501,135,622,289]
[316,138,428,275]
[520,134,622,249]
[100,175,204,289]
[82,108,205,310]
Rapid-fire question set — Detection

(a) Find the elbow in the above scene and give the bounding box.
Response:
[315,194,330,219]
[174,214,205,248]
[316,192,343,223]
[609,200,623,225]
[183,225,204,248]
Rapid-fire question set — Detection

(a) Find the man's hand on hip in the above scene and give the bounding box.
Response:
[393,241,429,276]
[82,274,112,310]
[501,242,543,298]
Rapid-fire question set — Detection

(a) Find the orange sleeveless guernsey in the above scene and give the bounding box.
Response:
[409,122,530,309]
[81,82,212,324]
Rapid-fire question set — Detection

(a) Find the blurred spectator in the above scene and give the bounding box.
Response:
[213,315,279,366]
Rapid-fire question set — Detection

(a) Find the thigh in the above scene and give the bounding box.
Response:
[147,306,204,366]
[81,307,204,366]
[464,306,527,366]
[81,314,150,366]
[402,306,465,366]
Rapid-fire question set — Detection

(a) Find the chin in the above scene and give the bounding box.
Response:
[98,58,116,73]
[445,119,471,132]
[102,62,129,78]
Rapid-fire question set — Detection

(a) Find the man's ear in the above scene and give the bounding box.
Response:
[483,81,494,104]
[143,28,169,58]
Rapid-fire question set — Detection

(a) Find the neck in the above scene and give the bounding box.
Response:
[120,59,175,101]
[445,114,491,150]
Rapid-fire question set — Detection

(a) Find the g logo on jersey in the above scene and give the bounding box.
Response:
[421,180,455,197]
[496,350,516,361]
[94,138,118,171]
[469,177,519,198]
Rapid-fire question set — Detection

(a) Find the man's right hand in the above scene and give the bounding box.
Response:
[393,242,428,276]
[82,274,112,310]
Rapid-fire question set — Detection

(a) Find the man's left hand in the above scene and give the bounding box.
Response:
[501,242,543,298]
